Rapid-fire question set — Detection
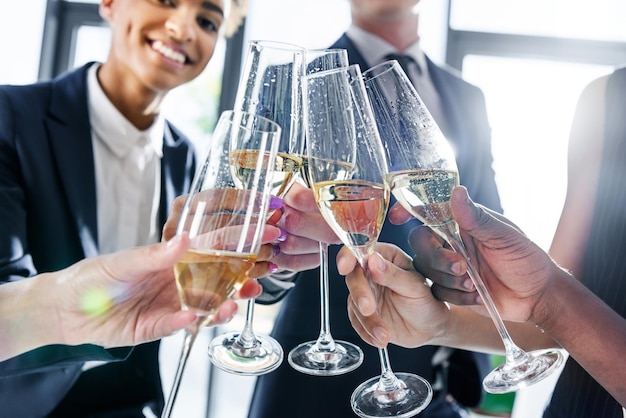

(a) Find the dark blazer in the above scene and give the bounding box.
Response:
[248,34,502,418]
[0,63,196,417]
[543,67,626,418]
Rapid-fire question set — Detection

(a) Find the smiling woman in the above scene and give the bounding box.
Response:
[0,0,248,417]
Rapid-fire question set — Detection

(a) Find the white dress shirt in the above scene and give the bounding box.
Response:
[87,64,163,255]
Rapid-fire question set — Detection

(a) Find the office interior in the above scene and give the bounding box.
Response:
[2,0,626,417]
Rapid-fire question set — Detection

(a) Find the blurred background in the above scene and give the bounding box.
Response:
[2,0,625,417]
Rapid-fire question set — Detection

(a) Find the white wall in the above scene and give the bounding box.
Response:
[243,0,448,63]
[0,0,47,84]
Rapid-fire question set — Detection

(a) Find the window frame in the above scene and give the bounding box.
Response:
[446,29,626,71]
[38,0,244,113]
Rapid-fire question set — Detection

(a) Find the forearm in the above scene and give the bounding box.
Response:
[435,304,558,355]
[537,269,626,405]
[0,273,61,362]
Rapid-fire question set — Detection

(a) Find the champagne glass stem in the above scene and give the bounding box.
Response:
[444,231,528,365]
[161,317,208,418]
[362,260,404,392]
[377,347,404,392]
[288,240,363,376]
[237,299,258,348]
[349,261,432,417]
[315,242,336,350]
[208,294,283,375]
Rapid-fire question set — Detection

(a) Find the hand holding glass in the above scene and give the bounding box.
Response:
[161,110,280,418]
[304,64,432,418]
[363,60,564,394]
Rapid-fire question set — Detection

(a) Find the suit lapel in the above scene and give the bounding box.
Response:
[330,34,370,72]
[425,57,464,144]
[44,64,99,257]
[159,122,196,227]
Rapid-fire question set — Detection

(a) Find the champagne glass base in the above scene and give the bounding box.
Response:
[483,349,564,394]
[350,372,433,418]
[288,340,364,376]
[207,331,283,376]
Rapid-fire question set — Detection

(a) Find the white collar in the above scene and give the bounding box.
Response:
[346,25,429,75]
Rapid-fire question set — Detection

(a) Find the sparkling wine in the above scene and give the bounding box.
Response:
[297,154,356,189]
[302,155,355,188]
[313,180,389,256]
[174,250,257,316]
[387,169,459,236]
[230,150,302,198]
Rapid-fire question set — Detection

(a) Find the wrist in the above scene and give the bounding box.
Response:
[531,265,574,331]
[0,274,60,360]
[427,302,455,346]
[30,272,64,345]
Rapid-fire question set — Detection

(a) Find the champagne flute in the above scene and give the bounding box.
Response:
[304,64,433,418]
[363,60,564,394]
[161,110,280,418]
[207,40,305,376]
[287,47,365,376]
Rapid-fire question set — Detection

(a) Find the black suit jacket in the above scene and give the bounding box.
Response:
[248,35,502,418]
[0,63,196,417]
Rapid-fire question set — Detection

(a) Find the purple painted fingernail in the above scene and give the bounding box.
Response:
[269,196,283,210]
[269,263,279,274]
[277,228,288,242]
[272,244,281,257]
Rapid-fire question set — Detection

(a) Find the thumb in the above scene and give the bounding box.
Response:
[107,234,189,282]
[451,186,528,255]
[450,186,504,243]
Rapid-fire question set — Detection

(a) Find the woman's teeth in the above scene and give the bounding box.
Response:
[152,40,185,64]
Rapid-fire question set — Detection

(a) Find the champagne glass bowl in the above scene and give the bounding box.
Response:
[207,40,305,376]
[287,47,365,377]
[161,110,280,417]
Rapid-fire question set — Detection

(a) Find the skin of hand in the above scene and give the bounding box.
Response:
[389,201,484,307]
[390,192,532,310]
[347,188,626,405]
[450,186,626,406]
[271,182,341,272]
[341,186,563,349]
[338,242,450,349]
[390,187,563,325]
[0,236,262,362]
[441,186,564,324]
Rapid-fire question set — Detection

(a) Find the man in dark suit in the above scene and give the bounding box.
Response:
[0,0,242,416]
[248,1,502,417]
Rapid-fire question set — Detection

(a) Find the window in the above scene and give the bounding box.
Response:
[447,0,626,249]
[450,0,626,42]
